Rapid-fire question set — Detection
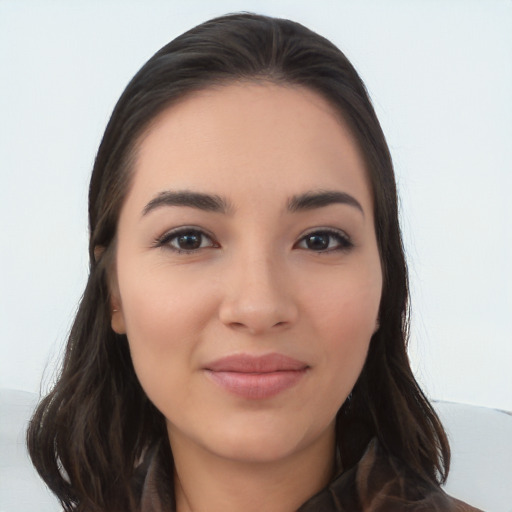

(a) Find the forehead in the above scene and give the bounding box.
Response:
[127,82,373,213]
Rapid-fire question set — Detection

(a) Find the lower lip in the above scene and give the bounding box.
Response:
[205,369,307,399]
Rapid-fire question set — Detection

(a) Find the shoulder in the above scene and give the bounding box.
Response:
[354,439,483,511]
[300,438,483,512]
[451,497,483,512]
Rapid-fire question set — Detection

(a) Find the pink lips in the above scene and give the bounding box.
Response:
[204,353,309,400]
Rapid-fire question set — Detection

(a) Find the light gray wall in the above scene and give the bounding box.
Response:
[1,0,511,411]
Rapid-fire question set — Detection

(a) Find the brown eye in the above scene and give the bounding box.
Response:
[296,230,352,252]
[173,232,204,251]
[156,228,218,253]
[304,233,330,251]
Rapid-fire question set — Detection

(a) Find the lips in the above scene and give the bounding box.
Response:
[205,353,308,373]
[204,353,309,400]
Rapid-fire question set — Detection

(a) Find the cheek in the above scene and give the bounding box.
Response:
[116,262,217,394]
[305,265,381,391]
[119,260,213,340]
[308,260,381,339]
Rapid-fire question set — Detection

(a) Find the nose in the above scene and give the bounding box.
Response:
[218,255,299,335]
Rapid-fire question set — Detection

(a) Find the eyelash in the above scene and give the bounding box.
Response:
[153,227,353,254]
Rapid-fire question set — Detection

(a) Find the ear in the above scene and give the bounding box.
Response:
[373,317,380,334]
[94,245,105,263]
[109,275,126,335]
[110,297,126,335]
[96,244,127,335]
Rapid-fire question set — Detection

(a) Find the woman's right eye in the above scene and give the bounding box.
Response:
[155,228,218,253]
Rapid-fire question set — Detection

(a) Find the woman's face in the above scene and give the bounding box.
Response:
[111,83,382,463]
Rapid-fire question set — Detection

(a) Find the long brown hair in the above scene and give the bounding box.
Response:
[27,13,449,512]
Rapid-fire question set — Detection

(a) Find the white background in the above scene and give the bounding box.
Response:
[1,0,511,412]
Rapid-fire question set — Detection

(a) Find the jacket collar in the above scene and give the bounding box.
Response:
[136,438,479,511]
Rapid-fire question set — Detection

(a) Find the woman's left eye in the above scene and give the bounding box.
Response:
[295,230,353,252]
[155,228,218,253]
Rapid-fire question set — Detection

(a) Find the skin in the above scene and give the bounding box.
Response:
[110,83,383,512]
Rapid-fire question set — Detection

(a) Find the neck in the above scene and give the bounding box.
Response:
[169,427,336,512]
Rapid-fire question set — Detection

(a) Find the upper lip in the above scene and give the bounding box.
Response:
[204,353,309,373]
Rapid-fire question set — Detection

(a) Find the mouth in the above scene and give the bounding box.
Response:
[204,353,309,400]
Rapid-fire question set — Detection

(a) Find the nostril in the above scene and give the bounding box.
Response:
[219,292,299,334]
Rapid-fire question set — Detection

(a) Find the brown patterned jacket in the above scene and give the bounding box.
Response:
[134,439,483,511]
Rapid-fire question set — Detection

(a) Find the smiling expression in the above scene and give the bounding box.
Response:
[110,83,382,464]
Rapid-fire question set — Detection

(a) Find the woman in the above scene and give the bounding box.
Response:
[27,13,480,512]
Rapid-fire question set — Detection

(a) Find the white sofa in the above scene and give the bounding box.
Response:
[1,389,511,512]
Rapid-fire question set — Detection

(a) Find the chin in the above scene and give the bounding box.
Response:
[200,414,335,464]
[210,432,304,463]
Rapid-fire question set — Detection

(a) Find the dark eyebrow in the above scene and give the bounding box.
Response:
[287,190,364,216]
[142,190,230,216]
